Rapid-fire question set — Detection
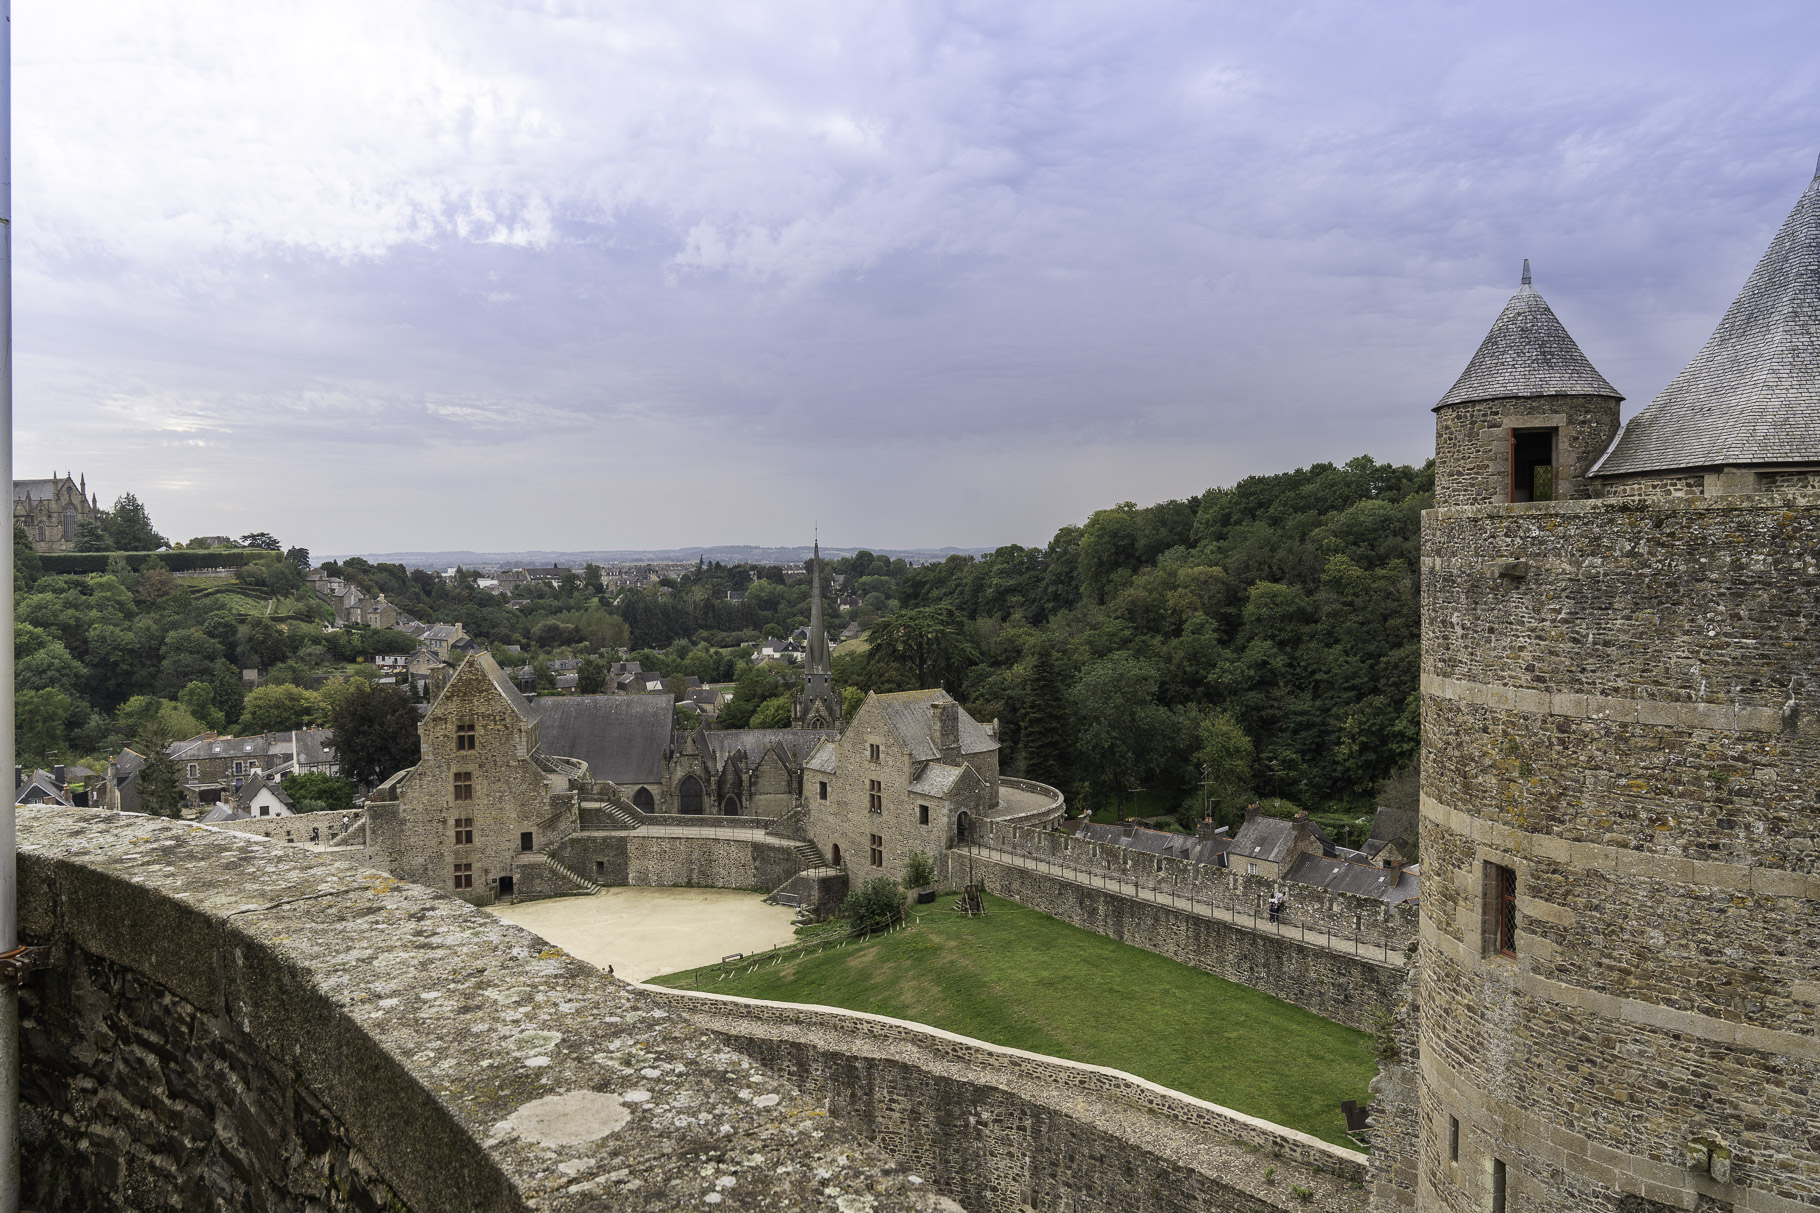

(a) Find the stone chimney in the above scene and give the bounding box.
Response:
[53,764,66,786]
[931,699,961,764]
[1244,802,1260,823]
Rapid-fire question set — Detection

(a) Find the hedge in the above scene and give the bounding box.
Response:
[37,550,261,574]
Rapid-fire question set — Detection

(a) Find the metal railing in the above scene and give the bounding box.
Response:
[961,842,1407,966]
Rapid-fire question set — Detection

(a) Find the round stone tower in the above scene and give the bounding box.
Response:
[1413,167,1820,1213]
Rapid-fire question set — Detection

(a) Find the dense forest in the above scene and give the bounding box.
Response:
[17,456,1427,832]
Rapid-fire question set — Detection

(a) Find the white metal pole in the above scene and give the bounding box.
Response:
[0,0,16,1208]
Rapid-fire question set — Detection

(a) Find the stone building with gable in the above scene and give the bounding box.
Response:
[804,688,999,884]
[13,471,101,553]
[1372,158,1820,1213]
[668,726,838,817]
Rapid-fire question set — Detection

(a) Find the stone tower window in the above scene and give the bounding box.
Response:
[1509,429,1556,502]
[1490,1158,1507,1212]
[1448,1116,1459,1163]
[453,817,473,845]
[1485,862,1517,956]
[869,834,883,868]
[818,780,828,801]
[453,863,472,890]
[869,743,881,763]
[453,771,473,802]
[868,779,882,813]
[918,804,929,826]
[455,719,476,751]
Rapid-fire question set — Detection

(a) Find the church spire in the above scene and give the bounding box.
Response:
[807,535,829,675]
[793,532,842,730]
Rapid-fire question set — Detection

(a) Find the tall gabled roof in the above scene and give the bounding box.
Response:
[1435,261,1622,410]
[872,689,997,759]
[527,694,672,784]
[1595,162,1820,476]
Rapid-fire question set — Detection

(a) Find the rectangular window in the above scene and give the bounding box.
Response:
[1486,862,1518,956]
[868,779,883,813]
[819,780,828,801]
[520,831,534,852]
[453,817,473,845]
[259,806,270,816]
[868,743,880,763]
[453,771,473,802]
[1509,428,1556,503]
[918,804,929,826]
[1246,862,1259,876]
[187,763,198,779]
[1490,1159,1507,1213]
[455,719,476,751]
[453,863,472,890]
[233,761,244,776]
[1448,1116,1459,1163]
[869,834,883,868]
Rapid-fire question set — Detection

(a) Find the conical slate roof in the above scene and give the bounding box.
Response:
[1435,261,1622,410]
[1594,163,1820,476]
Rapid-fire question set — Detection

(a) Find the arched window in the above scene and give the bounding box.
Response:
[62,505,78,542]
[632,786,655,813]
[721,796,741,816]
[830,843,842,867]
[679,775,703,815]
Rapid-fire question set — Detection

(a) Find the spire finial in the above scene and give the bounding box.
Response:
[1521,258,1532,287]
[1813,151,1819,180]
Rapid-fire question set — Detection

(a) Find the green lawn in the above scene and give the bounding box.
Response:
[650,892,1375,1146]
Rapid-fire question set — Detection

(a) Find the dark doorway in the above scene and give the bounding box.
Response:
[1510,429,1556,502]
[830,843,842,867]
[955,812,972,845]
[680,776,704,815]
[721,796,741,816]
[497,876,514,895]
[520,832,534,852]
[632,786,655,813]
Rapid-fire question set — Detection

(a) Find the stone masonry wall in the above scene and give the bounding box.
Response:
[643,986,1369,1213]
[546,830,802,892]
[210,808,352,844]
[979,820,1417,949]
[1416,491,1820,1213]
[1432,394,1620,509]
[15,807,955,1213]
[972,854,1403,1031]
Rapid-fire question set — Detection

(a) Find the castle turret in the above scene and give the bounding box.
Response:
[793,538,844,730]
[1402,161,1820,1213]
[1432,260,1622,507]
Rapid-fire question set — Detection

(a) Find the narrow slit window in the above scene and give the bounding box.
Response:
[1486,862,1518,956]
[1490,1158,1507,1213]
[1448,1116,1459,1163]
[868,779,883,813]
[918,804,930,826]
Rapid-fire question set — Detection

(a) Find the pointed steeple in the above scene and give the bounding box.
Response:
[807,536,829,675]
[1594,160,1820,476]
[1434,261,1621,410]
[793,532,843,731]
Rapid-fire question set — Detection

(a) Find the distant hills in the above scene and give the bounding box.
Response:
[328,545,998,569]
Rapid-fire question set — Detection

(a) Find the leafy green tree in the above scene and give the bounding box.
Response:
[841,685,865,722]
[674,704,701,731]
[236,617,292,670]
[18,637,87,700]
[577,655,607,694]
[239,531,281,551]
[865,605,979,691]
[107,493,166,551]
[156,629,225,697]
[74,517,113,552]
[1194,710,1255,826]
[328,681,421,787]
[748,695,793,729]
[1068,655,1175,814]
[901,851,936,892]
[116,695,209,743]
[17,687,72,767]
[532,659,555,693]
[841,876,905,934]
[134,557,178,604]
[720,665,786,729]
[178,681,228,732]
[281,772,355,816]
[14,522,42,589]
[135,717,184,818]
[238,683,327,732]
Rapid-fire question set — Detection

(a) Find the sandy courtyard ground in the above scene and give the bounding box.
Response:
[487,887,800,982]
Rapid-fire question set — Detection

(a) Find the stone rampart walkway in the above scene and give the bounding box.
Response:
[963,844,1407,968]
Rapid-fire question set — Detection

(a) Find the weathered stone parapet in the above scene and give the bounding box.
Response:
[15,807,953,1213]
[641,985,1368,1212]
[209,807,361,843]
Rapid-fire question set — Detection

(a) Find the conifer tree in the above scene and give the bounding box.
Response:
[107,492,166,552]
[135,719,184,818]
[1018,644,1070,791]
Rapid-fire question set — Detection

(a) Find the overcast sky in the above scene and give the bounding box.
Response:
[17,1,1820,555]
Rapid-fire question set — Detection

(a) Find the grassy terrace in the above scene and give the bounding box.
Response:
[650,892,1375,1146]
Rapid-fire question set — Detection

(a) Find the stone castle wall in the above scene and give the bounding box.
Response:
[977,820,1417,949]
[642,985,1369,1213]
[208,807,354,844]
[15,808,953,1213]
[970,853,1404,1031]
[1415,490,1820,1213]
[1431,394,1620,508]
[546,829,802,892]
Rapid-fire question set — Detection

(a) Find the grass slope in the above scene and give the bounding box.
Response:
[651,892,1374,1146]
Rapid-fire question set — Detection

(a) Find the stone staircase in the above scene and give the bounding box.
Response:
[580,797,645,831]
[534,852,601,896]
[790,840,829,872]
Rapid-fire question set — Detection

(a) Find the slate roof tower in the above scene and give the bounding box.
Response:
[793,538,843,730]
[1385,161,1820,1213]
[1431,260,1623,507]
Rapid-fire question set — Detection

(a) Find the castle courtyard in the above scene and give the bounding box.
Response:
[487,887,801,981]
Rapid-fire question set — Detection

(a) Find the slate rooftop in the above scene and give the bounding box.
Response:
[1435,259,1622,410]
[1595,160,1820,475]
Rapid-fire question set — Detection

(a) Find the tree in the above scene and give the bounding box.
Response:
[1068,655,1174,814]
[17,638,87,700]
[901,851,935,892]
[748,695,793,728]
[178,681,228,732]
[239,531,282,551]
[17,688,72,767]
[1194,710,1255,827]
[238,683,327,733]
[673,704,701,732]
[107,493,166,551]
[1016,644,1069,790]
[577,655,607,695]
[134,557,178,604]
[237,617,292,670]
[156,629,226,697]
[281,772,355,816]
[13,522,41,589]
[135,717,184,818]
[841,876,905,934]
[328,681,422,787]
[865,605,979,691]
[73,517,113,552]
[285,546,311,570]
